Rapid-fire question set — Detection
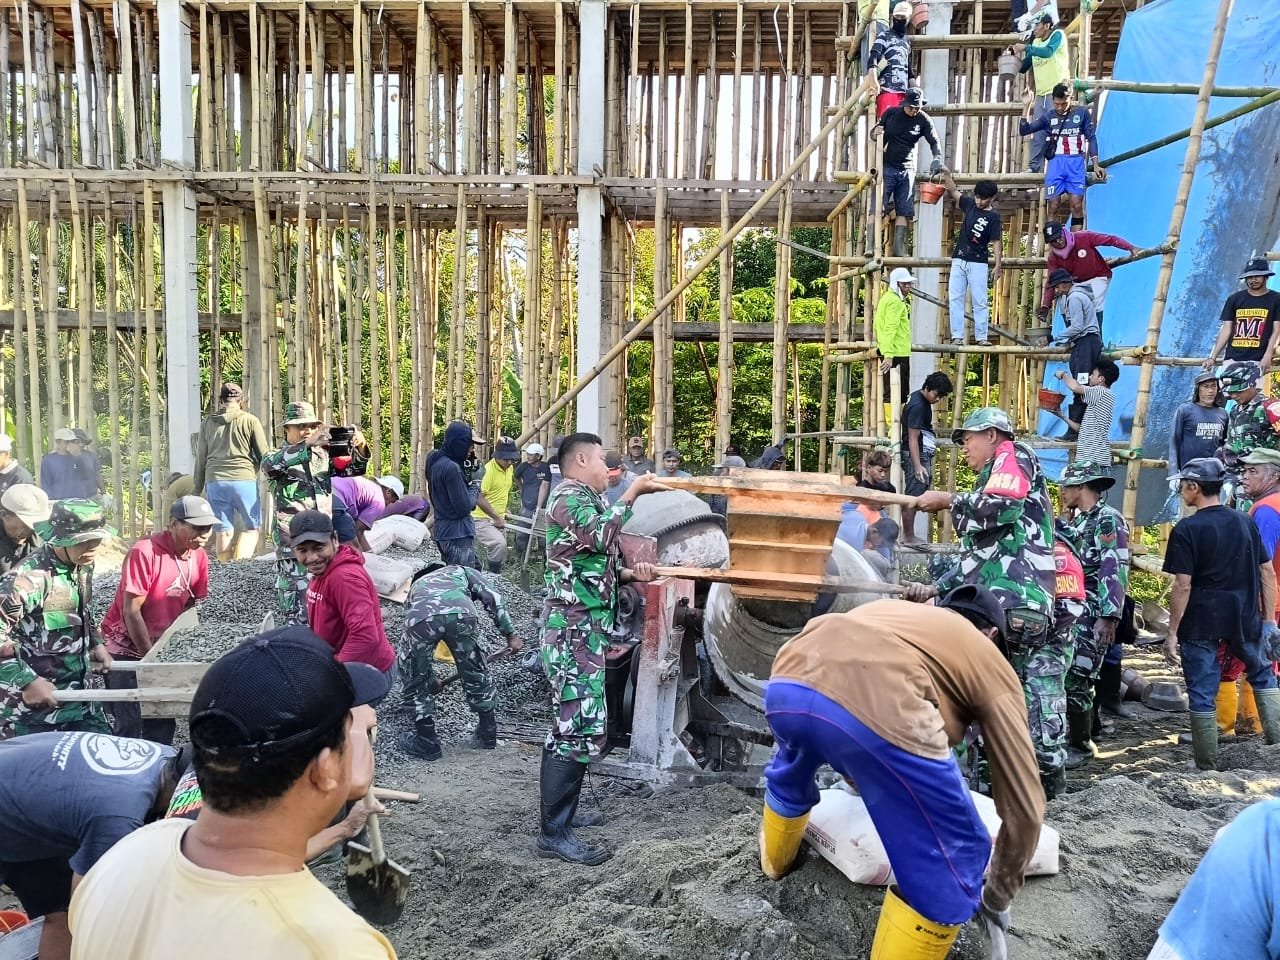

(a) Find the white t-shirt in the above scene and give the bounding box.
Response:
[69,818,397,959]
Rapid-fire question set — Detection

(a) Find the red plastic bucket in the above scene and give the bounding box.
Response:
[0,911,29,934]
[920,181,945,205]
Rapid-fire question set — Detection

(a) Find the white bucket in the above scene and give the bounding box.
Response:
[804,784,1060,885]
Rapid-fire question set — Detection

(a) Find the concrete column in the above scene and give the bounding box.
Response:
[575,0,608,435]
[913,2,955,387]
[158,0,201,472]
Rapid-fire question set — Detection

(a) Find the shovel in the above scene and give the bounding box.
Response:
[346,731,411,925]
[433,645,518,693]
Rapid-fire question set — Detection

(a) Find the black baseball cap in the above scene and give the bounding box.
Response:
[219,383,244,401]
[171,495,219,527]
[938,584,1007,648]
[1173,457,1226,484]
[289,509,335,545]
[904,88,925,108]
[189,627,389,759]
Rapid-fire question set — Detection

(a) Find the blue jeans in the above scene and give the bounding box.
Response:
[205,479,262,533]
[1180,637,1277,712]
[764,680,990,925]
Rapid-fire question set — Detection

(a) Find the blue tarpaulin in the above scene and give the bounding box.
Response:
[1035,0,1280,523]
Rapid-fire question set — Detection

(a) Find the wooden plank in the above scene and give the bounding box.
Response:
[658,474,915,506]
[653,566,903,594]
[54,687,197,703]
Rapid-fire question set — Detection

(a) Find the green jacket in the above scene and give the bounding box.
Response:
[193,408,270,488]
[875,288,912,359]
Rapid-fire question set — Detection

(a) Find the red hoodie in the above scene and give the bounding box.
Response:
[305,545,395,672]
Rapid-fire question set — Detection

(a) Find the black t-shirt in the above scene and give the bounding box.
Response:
[1163,505,1269,643]
[951,195,1002,263]
[901,390,936,456]
[1219,288,1280,362]
[879,107,940,168]
[514,460,553,511]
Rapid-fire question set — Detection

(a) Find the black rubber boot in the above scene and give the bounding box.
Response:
[536,751,611,866]
[488,560,503,575]
[472,710,497,749]
[892,224,909,258]
[1040,765,1067,801]
[400,718,443,761]
[1064,707,1095,770]
[1098,662,1138,719]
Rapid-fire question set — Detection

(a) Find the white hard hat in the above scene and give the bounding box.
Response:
[892,2,913,18]
[889,267,916,289]
[376,475,405,497]
[523,442,546,456]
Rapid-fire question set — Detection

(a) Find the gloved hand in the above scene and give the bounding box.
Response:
[979,891,1010,960]
[1262,621,1280,662]
[928,158,944,177]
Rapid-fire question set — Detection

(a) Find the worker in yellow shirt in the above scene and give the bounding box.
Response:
[875,267,915,418]
[472,437,519,574]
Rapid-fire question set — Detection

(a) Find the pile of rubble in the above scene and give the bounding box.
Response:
[88,543,555,752]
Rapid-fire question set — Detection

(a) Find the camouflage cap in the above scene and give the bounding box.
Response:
[1220,360,1261,394]
[1241,447,1280,468]
[1059,459,1115,490]
[282,400,321,426]
[42,498,115,547]
[951,406,1015,443]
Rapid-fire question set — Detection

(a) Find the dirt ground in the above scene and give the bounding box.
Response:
[11,549,1274,959]
[317,644,1280,960]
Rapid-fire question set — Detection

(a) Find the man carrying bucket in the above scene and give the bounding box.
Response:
[757,588,1044,959]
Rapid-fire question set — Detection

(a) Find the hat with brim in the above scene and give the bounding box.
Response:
[1048,268,1075,287]
[43,498,115,547]
[1059,460,1115,490]
[1193,370,1219,386]
[54,428,78,442]
[1241,448,1280,468]
[0,485,51,528]
[1173,457,1226,484]
[282,400,321,426]
[289,509,335,546]
[494,438,520,460]
[952,406,1015,443]
[1240,257,1274,280]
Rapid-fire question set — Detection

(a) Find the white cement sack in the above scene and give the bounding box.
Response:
[361,552,415,600]
[804,784,1060,886]
[363,523,397,555]
[373,514,426,550]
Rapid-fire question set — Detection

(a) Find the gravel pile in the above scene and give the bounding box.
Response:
[88,540,554,753]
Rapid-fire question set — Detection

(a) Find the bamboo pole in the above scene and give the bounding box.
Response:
[127,199,144,537]
[43,189,62,434]
[715,190,733,459]
[1076,80,1278,98]
[515,76,878,446]
[772,187,793,444]
[15,182,39,462]
[104,194,123,522]
[1122,0,1233,521]
[69,181,92,431]
[144,181,162,531]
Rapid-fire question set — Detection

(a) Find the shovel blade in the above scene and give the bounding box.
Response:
[346,841,411,925]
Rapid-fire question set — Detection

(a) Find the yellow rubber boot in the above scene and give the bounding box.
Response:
[434,641,455,664]
[758,804,810,880]
[1238,681,1262,737]
[1216,680,1240,736]
[883,403,894,426]
[870,885,961,960]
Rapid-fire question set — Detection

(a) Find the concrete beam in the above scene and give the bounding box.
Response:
[575,0,608,434]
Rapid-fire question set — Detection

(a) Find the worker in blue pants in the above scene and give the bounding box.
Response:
[758,588,1045,959]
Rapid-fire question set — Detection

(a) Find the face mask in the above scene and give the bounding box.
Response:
[892,18,907,34]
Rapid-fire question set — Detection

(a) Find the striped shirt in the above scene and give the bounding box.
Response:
[1076,386,1114,467]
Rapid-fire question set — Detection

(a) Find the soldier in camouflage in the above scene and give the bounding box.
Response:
[0,499,115,740]
[1057,461,1130,769]
[398,562,523,760]
[914,407,1067,798]
[1219,360,1280,508]
[260,401,367,623]
[536,432,664,866]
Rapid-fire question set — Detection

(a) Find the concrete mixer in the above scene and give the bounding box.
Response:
[592,470,909,787]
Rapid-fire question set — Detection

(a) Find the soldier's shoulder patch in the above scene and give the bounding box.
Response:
[983,442,1031,499]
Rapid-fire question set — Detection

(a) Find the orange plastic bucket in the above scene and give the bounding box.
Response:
[911,1,930,29]
[0,910,29,934]
[1038,388,1066,412]
[920,181,945,205]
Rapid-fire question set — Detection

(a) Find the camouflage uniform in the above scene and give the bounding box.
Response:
[1052,531,1088,704]
[0,500,114,740]
[1220,362,1280,509]
[1062,496,1130,715]
[541,478,631,764]
[260,402,333,624]
[939,409,1063,778]
[400,564,514,723]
